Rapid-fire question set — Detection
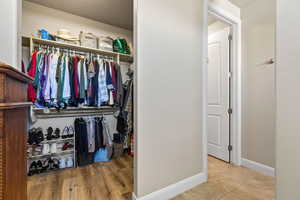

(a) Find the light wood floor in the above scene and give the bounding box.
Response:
[27,155,133,200]
[173,156,275,200]
[28,156,275,200]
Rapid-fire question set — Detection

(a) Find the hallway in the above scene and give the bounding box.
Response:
[173,156,275,200]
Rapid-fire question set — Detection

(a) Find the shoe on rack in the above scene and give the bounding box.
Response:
[36,160,43,174]
[42,159,50,172]
[66,157,74,168]
[52,158,60,170]
[46,127,53,140]
[62,142,74,151]
[42,144,50,155]
[28,128,36,145]
[68,126,75,138]
[48,158,54,170]
[35,127,44,144]
[28,161,37,176]
[50,143,57,154]
[61,126,69,139]
[53,128,60,139]
[62,142,69,151]
[59,158,66,169]
[33,145,43,156]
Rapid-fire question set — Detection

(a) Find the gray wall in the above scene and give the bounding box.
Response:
[241,0,276,167]
[277,0,300,198]
[134,0,204,197]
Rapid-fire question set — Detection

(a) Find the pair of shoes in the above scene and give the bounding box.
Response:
[46,127,60,140]
[48,158,60,170]
[42,143,57,155]
[62,142,74,151]
[42,158,59,171]
[28,160,43,176]
[28,128,44,145]
[59,157,73,169]
[61,126,75,139]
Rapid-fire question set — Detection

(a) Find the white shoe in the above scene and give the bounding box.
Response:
[59,158,66,169]
[50,143,57,154]
[67,157,73,168]
[42,144,50,155]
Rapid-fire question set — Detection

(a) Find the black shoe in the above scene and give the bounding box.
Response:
[46,127,53,140]
[52,158,59,170]
[42,158,50,172]
[36,160,43,174]
[35,127,44,144]
[28,128,36,145]
[28,161,37,176]
[53,128,60,139]
[49,158,59,170]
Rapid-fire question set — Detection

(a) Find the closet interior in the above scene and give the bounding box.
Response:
[21,0,134,199]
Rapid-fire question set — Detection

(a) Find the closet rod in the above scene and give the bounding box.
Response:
[33,44,115,60]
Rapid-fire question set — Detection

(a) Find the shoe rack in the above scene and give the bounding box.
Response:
[27,127,76,176]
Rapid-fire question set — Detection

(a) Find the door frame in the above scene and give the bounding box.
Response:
[203,3,242,176]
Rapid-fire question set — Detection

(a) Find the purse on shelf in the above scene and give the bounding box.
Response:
[113,38,131,55]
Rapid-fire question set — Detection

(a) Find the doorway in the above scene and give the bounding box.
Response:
[207,16,232,162]
[20,1,135,199]
[205,6,242,167]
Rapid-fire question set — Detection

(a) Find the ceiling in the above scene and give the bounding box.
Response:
[25,0,133,30]
[25,0,254,31]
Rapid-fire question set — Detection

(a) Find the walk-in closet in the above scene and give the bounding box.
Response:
[21,0,134,199]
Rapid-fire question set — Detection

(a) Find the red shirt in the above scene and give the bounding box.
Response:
[73,56,79,98]
[27,51,38,102]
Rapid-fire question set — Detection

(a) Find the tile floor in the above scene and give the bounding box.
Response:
[172,156,275,200]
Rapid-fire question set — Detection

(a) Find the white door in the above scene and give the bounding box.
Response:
[207,28,230,162]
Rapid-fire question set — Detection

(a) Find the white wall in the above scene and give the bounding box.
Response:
[277,0,300,198]
[241,0,276,168]
[0,0,22,68]
[135,0,204,197]
[22,1,133,46]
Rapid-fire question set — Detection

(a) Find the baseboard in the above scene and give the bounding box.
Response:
[132,172,207,200]
[241,158,275,177]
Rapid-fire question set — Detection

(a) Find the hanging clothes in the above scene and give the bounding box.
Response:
[27,50,123,108]
[74,116,114,166]
[97,59,109,105]
[27,51,38,102]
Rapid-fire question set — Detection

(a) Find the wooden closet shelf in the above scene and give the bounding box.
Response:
[32,106,118,118]
[22,36,134,63]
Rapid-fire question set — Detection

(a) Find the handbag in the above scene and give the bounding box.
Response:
[113,38,131,55]
[94,148,109,162]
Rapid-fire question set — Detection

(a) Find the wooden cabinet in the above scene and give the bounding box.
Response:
[0,63,32,200]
